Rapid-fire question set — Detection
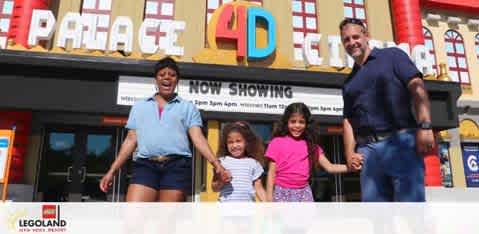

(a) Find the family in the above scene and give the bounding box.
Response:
[99,18,434,202]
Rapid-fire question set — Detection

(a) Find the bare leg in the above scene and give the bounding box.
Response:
[126,184,157,202]
[157,189,186,202]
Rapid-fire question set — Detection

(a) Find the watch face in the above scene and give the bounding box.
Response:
[419,122,432,129]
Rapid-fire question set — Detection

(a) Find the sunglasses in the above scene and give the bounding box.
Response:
[339,18,367,30]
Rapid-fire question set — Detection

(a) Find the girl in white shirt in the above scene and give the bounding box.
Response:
[212,121,266,202]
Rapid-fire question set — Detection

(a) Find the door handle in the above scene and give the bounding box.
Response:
[80,166,87,183]
[67,166,73,182]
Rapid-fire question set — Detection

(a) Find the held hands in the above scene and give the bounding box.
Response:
[416,129,435,155]
[347,153,364,172]
[213,161,232,183]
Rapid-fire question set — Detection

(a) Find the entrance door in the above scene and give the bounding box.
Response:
[312,134,361,202]
[38,126,122,202]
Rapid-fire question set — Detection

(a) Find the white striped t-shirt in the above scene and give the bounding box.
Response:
[218,156,264,202]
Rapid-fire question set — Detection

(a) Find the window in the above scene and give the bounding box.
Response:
[205,0,262,25]
[0,0,14,49]
[475,34,479,60]
[144,0,176,45]
[444,30,470,84]
[343,0,367,24]
[423,27,438,74]
[291,0,319,61]
[81,1,113,33]
[79,0,113,51]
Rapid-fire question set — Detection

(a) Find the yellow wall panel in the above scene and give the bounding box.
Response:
[200,120,220,201]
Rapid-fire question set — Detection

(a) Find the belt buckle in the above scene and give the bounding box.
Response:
[149,155,170,162]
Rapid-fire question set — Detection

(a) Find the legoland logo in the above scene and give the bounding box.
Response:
[207,1,277,60]
[14,205,68,233]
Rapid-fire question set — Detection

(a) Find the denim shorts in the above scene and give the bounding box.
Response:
[130,156,192,193]
[357,129,425,202]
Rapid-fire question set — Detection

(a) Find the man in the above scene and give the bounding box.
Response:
[99,57,230,202]
[339,18,434,202]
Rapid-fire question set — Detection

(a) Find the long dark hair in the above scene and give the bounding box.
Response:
[273,102,319,168]
[217,121,265,166]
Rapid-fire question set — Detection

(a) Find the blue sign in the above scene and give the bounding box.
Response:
[462,143,479,187]
[0,138,9,148]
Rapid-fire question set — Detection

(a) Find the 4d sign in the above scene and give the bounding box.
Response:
[207,2,276,60]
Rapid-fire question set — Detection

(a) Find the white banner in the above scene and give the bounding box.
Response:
[117,76,343,116]
[116,76,156,105]
[1,203,479,234]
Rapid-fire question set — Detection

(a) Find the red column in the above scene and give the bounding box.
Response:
[391,0,442,186]
[0,111,32,183]
[390,0,424,48]
[424,144,442,186]
[8,0,49,47]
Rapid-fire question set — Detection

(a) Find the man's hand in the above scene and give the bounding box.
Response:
[416,129,434,155]
[347,152,363,172]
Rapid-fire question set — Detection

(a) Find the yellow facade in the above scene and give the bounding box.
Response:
[422,9,479,188]
[7,0,394,71]
[422,13,479,98]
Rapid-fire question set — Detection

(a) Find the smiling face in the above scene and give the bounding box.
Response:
[226,131,247,158]
[287,113,306,139]
[340,23,370,64]
[155,67,178,99]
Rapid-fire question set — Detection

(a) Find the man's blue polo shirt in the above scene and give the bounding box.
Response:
[125,94,202,159]
[342,47,423,135]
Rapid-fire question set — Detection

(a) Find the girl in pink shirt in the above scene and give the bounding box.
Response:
[266,102,354,202]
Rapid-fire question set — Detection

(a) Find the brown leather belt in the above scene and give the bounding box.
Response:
[148,155,184,162]
[356,128,412,145]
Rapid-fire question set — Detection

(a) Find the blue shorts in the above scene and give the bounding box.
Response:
[130,157,192,193]
[357,129,425,202]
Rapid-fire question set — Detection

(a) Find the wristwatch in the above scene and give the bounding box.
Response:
[417,121,432,130]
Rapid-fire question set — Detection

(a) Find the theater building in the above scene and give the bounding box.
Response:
[419,0,479,190]
[0,0,465,202]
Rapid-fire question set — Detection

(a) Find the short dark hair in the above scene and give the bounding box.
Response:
[154,57,180,77]
[339,18,367,33]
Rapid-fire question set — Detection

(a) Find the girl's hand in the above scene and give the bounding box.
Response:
[219,169,232,183]
[212,170,230,192]
[213,162,232,183]
[347,152,363,171]
[266,193,273,202]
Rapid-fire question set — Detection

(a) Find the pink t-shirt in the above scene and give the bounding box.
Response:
[265,136,324,189]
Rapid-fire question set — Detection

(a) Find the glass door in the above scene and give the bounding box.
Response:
[39,130,75,201]
[38,126,122,202]
[81,129,117,202]
[311,134,361,202]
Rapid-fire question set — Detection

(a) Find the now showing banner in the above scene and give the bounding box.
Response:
[117,76,343,116]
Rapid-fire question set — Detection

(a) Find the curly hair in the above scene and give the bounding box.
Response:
[217,121,265,166]
[272,102,319,168]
